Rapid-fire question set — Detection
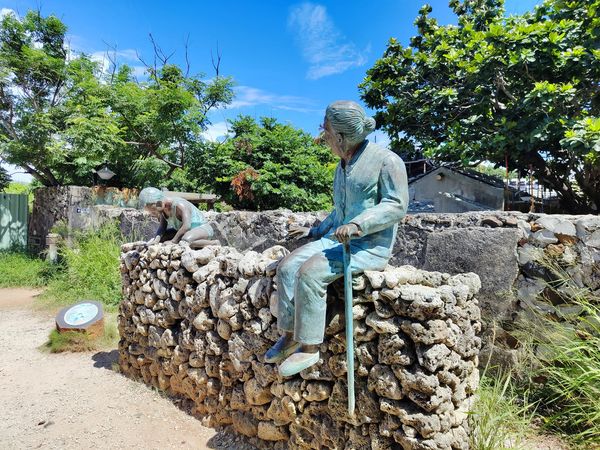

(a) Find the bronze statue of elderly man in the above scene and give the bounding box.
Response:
[265,100,409,376]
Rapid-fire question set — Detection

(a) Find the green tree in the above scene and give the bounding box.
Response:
[103,56,233,188]
[0,10,233,188]
[360,0,600,213]
[0,10,74,185]
[191,116,336,211]
[0,165,9,191]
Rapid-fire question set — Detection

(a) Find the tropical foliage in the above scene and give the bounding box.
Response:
[0,165,9,190]
[191,116,336,211]
[0,10,233,188]
[360,0,600,213]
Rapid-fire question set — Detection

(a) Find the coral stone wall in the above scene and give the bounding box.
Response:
[118,242,482,450]
[202,210,599,367]
[28,186,93,252]
[28,186,157,252]
[31,189,598,367]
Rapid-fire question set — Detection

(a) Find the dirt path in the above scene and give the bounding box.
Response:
[0,289,570,450]
[0,288,250,450]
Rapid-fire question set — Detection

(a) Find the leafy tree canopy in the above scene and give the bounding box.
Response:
[0,165,9,190]
[190,116,336,212]
[0,10,233,188]
[360,0,600,213]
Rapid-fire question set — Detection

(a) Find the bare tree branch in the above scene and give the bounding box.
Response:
[101,40,119,84]
[211,42,221,78]
[146,143,183,170]
[184,34,191,78]
[149,33,175,66]
[136,50,159,84]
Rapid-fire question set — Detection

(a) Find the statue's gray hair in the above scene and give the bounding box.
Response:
[325,100,376,147]
[138,187,164,208]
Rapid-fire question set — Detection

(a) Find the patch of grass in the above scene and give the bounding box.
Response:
[42,224,123,311]
[469,372,536,450]
[0,251,56,287]
[45,329,97,353]
[101,314,119,347]
[515,256,600,447]
[521,298,600,446]
[43,313,119,353]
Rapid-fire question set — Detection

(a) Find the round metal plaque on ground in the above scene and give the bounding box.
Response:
[56,301,104,338]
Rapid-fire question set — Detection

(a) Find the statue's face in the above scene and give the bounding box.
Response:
[321,118,344,159]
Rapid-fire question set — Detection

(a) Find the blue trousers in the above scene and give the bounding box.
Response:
[276,237,388,345]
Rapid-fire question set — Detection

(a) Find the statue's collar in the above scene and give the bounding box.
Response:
[342,139,369,170]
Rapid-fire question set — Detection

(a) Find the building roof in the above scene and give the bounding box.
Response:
[408,164,505,189]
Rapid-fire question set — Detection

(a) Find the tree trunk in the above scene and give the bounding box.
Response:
[525,152,591,214]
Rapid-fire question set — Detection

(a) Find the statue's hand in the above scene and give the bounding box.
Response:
[288,225,311,239]
[333,223,361,244]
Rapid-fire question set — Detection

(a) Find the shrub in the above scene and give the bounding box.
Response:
[0,251,55,287]
[43,225,123,309]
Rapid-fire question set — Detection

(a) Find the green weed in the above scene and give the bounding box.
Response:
[42,224,123,311]
[43,313,119,353]
[45,329,97,353]
[469,371,536,450]
[0,251,56,287]
[516,256,600,447]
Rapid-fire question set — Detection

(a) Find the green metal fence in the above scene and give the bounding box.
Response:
[0,193,28,250]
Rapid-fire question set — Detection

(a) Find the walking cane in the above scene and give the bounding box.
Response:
[342,240,355,417]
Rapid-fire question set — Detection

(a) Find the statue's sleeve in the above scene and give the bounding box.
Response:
[310,209,337,239]
[350,155,408,236]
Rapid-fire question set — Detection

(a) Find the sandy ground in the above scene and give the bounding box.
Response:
[0,288,253,450]
[0,288,571,450]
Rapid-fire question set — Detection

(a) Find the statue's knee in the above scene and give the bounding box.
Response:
[297,259,322,285]
[276,257,294,280]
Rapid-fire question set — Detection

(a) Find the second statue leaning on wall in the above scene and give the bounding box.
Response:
[138,187,219,248]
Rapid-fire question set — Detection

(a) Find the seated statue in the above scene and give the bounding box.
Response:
[138,187,219,248]
[265,100,409,376]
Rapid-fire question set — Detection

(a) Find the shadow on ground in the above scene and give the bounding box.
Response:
[207,430,260,450]
[92,349,119,370]
[93,348,260,449]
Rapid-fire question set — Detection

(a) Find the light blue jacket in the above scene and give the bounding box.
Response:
[310,140,409,259]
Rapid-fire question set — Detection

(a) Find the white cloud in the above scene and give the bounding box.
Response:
[116,49,139,61]
[130,66,148,78]
[90,51,112,75]
[90,49,144,77]
[202,121,230,142]
[288,3,369,80]
[227,86,319,113]
[1,8,16,19]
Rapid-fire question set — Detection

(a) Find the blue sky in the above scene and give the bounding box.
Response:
[2,0,540,181]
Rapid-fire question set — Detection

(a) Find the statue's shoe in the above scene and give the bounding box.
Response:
[279,351,320,377]
[264,336,301,364]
